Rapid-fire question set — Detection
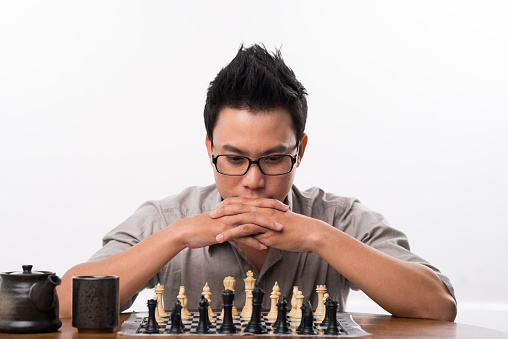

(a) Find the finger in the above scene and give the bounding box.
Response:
[211,211,284,232]
[216,223,271,243]
[216,233,267,250]
[218,197,289,212]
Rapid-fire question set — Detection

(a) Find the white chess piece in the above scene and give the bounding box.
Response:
[288,286,299,317]
[318,292,330,322]
[240,270,256,319]
[266,281,280,323]
[153,295,163,323]
[154,284,168,318]
[314,285,327,317]
[177,286,191,321]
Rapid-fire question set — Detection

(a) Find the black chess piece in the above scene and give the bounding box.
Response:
[296,301,307,334]
[300,300,318,335]
[273,295,290,334]
[169,299,184,334]
[244,282,267,334]
[273,295,290,333]
[219,289,237,334]
[145,299,159,334]
[195,295,210,334]
[324,300,341,335]
[320,297,332,329]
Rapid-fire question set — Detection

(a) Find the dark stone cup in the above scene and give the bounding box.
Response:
[71,275,119,333]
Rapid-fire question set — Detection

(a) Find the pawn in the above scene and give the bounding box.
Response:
[273,295,290,334]
[320,297,332,329]
[169,300,184,334]
[324,300,341,335]
[195,295,210,334]
[145,299,159,334]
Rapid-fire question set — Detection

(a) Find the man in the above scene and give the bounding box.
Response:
[58,44,456,321]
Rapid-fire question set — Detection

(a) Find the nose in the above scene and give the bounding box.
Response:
[241,163,266,190]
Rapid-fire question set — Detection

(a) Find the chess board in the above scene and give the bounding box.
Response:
[118,311,370,337]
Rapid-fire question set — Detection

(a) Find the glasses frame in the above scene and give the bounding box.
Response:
[211,142,299,177]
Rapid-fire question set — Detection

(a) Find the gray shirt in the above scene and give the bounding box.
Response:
[89,184,455,312]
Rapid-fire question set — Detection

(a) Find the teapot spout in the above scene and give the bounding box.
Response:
[29,274,61,312]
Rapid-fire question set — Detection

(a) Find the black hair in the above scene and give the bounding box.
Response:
[204,44,308,143]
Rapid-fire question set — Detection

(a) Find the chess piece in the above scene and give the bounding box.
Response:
[292,291,304,322]
[177,286,191,320]
[241,270,256,319]
[324,300,341,335]
[318,292,330,323]
[145,299,159,334]
[273,295,291,334]
[154,284,168,317]
[288,285,298,317]
[266,281,280,323]
[314,285,327,317]
[320,297,332,329]
[219,289,237,334]
[202,282,214,323]
[299,301,317,335]
[169,300,184,334]
[195,295,210,334]
[244,282,267,334]
[220,276,238,319]
[153,295,163,323]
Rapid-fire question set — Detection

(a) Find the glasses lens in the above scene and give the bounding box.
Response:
[216,155,250,175]
[259,155,293,175]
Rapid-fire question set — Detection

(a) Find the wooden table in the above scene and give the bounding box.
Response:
[3,313,508,338]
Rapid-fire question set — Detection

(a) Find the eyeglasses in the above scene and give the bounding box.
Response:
[211,144,299,176]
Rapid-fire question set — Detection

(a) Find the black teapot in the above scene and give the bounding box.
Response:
[0,265,62,333]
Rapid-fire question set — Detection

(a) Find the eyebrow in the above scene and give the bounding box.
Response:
[220,144,291,155]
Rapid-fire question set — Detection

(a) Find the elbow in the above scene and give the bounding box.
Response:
[434,295,457,322]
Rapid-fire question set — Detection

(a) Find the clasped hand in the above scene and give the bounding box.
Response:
[209,197,320,252]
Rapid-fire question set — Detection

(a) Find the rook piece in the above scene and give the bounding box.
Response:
[314,285,327,317]
[219,289,237,334]
[324,300,341,335]
[273,295,291,334]
[195,295,210,334]
[145,299,159,334]
[244,282,266,334]
[169,300,184,334]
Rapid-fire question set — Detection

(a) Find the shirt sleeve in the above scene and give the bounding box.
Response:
[337,199,456,301]
[87,200,168,310]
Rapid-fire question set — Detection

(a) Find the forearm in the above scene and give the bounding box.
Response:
[57,226,185,318]
[311,223,457,321]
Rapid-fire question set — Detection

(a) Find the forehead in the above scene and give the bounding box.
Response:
[213,107,297,153]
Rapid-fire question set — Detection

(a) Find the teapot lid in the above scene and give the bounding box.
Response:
[5,265,49,276]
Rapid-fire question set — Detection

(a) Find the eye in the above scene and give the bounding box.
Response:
[226,156,246,163]
[264,156,283,163]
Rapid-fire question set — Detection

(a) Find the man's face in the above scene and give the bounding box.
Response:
[206,107,306,202]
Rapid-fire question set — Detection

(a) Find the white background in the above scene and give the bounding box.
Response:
[1,0,507,333]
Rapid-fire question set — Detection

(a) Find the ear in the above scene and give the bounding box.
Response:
[296,133,308,167]
[205,135,213,164]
